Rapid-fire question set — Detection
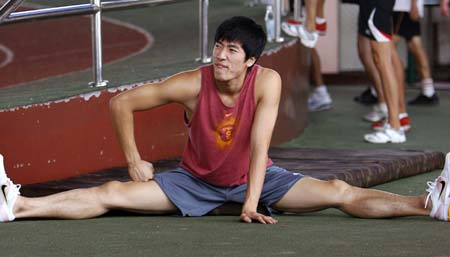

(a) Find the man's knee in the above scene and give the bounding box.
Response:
[371,50,387,69]
[328,179,353,203]
[96,181,125,202]
[328,179,350,190]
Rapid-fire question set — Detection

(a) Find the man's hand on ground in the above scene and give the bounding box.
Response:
[128,160,155,182]
[240,211,278,224]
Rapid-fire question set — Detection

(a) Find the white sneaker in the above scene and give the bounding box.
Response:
[298,25,318,48]
[308,89,332,112]
[281,21,300,37]
[425,153,450,221]
[363,104,386,122]
[0,154,21,222]
[363,124,406,144]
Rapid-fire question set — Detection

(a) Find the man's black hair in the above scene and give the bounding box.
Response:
[214,16,267,62]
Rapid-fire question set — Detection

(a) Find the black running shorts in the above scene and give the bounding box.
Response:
[358,0,396,42]
[393,11,421,41]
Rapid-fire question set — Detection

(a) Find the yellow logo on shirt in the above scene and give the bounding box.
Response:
[215,113,236,148]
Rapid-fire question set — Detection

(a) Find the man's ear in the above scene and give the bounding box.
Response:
[246,57,257,67]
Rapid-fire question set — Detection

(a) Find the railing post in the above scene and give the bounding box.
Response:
[293,0,302,21]
[89,0,108,87]
[274,0,284,43]
[197,0,211,63]
[0,0,26,22]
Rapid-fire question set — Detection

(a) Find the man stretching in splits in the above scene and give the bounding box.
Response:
[0,16,449,224]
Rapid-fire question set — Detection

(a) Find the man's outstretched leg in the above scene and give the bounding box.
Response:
[0,155,177,222]
[13,181,177,220]
[273,153,450,220]
[272,177,429,218]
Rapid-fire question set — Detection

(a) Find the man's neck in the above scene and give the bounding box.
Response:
[215,70,248,96]
[214,69,249,108]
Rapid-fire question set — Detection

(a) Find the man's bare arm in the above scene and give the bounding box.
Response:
[240,68,282,224]
[110,70,200,181]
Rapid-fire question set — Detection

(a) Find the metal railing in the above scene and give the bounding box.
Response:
[0,0,210,87]
[0,0,288,87]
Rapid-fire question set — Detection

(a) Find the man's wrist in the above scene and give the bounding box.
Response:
[242,201,258,213]
[126,155,142,166]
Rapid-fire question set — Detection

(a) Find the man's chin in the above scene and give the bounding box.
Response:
[213,72,228,82]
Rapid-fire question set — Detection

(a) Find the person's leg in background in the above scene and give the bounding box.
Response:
[297,0,321,47]
[393,11,438,105]
[357,34,388,123]
[361,0,406,143]
[315,0,327,35]
[390,40,410,131]
[406,36,439,105]
[304,0,318,33]
[370,41,401,130]
[308,48,333,111]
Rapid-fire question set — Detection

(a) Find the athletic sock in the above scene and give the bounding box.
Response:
[399,113,408,119]
[379,102,388,115]
[370,86,378,97]
[315,85,328,95]
[315,17,326,24]
[422,78,435,97]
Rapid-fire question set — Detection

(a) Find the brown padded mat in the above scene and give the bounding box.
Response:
[21,148,445,197]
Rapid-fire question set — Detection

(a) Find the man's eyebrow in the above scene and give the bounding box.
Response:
[227,43,241,50]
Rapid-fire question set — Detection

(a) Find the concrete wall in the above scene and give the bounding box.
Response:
[0,40,311,185]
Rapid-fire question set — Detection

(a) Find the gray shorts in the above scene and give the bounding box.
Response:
[154,165,303,216]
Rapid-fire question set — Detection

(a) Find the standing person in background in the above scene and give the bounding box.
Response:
[392,8,439,105]
[359,0,408,144]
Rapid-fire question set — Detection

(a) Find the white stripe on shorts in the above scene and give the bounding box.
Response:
[368,8,391,42]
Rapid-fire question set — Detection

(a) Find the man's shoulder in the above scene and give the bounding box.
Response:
[255,66,281,88]
[256,66,281,82]
[254,66,282,101]
[171,68,201,83]
[158,68,202,104]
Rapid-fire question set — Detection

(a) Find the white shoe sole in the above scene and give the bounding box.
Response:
[281,22,299,37]
[364,131,406,144]
[298,26,318,48]
[0,187,13,222]
[309,103,332,112]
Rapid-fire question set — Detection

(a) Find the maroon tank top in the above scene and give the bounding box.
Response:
[180,64,273,186]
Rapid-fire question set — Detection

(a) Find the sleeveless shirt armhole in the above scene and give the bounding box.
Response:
[249,65,259,109]
[184,65,209,127]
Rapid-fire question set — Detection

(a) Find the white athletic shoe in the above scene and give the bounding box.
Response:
[298,25,318,48]
[425,153,450,221]
[308,88,332,112]
[0,154,21,222]
[363,124,406,144]
[281,21,301,37]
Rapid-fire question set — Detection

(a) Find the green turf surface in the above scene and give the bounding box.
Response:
[284,86,450,153]
[2,171,449,257]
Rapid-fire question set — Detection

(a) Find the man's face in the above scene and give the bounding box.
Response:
[212,40,255,82]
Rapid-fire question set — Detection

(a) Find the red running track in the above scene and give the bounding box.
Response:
[0,7,152,88]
